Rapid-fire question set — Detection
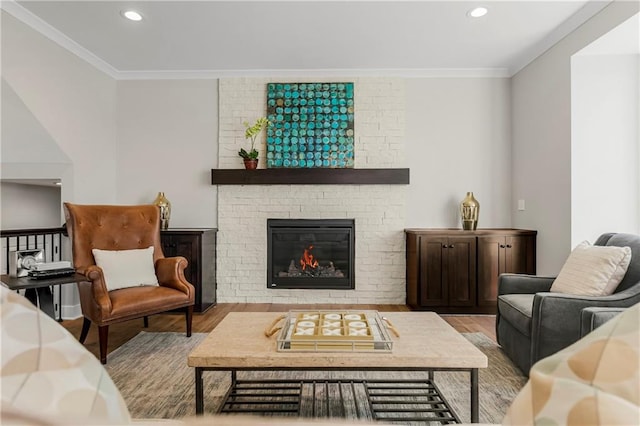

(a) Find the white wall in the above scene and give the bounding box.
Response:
[406,78,512,228]
[1,79,71,166]
[0,182,62,229]
[571,54,639,245]
[511,1,640,275]
[1,11,118,205]
[116,80,218,227]
[1,10,118,318]
[1,78,75,209]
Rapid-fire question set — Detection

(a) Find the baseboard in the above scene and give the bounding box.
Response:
[62,303,82,320]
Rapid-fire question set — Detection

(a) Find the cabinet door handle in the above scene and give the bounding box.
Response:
[506,244,512,248]
[500,244,506,248]
[449,244,454,248]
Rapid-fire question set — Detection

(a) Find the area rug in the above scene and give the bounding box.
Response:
[105,332,526,424]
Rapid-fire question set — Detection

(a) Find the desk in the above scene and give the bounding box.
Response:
[1,273,86,321]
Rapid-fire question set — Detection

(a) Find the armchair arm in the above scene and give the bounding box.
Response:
[498,274,556,296]
[580,307,626,337]
[75,265,112,319]
[155,257,195,300]
[531,286,640,363]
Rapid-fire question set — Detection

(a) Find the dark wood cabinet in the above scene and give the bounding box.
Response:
[406,229,536,314]
[477,233,536,307]
[161,228,217,313]
[417,235,476,307]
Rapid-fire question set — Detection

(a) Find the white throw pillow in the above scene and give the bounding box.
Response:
[92,246,159,291]
[550,241,632,296]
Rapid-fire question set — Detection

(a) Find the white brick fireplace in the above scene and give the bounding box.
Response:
[216,77,407,303]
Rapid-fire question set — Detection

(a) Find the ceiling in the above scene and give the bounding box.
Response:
[4,1,612,78]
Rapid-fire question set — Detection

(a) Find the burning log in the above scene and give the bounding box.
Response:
[279,259,345,278]
[277,245,346,278]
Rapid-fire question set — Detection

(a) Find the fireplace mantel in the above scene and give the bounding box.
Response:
[211,168,410,185]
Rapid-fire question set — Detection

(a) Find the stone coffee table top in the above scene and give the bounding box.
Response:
[188,311,487,370]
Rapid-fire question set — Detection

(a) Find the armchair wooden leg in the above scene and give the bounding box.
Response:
[143,316,149,328]
[79,318,91,343]
[186,305,193,337]
[98,325,109,365]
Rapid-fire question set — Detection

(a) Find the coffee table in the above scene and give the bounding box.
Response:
[188,312,487,423]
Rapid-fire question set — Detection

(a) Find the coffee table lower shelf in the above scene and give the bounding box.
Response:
[196,369,477,424]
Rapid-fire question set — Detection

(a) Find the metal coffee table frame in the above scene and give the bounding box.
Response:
[194,366,479,423]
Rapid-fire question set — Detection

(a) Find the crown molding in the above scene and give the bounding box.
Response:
[508,0,612,75]
[117,68,511,80]
[1,0,119,79]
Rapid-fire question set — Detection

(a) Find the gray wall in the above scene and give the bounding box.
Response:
[405,78,511,228]
[1,182,61,229]
[1,11,117,205]
[2,2,639,282]
[115,80,218,228]
[511,1,639,275]
[3,8,516,235]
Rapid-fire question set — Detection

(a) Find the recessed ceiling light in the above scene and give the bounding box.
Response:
[468,7,488,18]
[122,10,143,21]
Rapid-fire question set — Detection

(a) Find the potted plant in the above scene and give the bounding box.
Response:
[239,117,271,170]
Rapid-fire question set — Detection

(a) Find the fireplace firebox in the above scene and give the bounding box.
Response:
[267,219,355,289]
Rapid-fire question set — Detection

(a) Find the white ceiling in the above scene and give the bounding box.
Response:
[4,0,613,79]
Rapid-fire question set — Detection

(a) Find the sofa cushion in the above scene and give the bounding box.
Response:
[92,246,159,291]
[498,294,535,337]
[0,286,131,423]
[550,241,631,296]
[503,303,640,425]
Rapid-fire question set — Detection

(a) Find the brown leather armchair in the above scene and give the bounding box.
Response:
[64,203,195,364]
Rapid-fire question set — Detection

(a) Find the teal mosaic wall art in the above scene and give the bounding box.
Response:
[266,82,354,168]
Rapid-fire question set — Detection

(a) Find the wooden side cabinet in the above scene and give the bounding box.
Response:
[406,228,536,314]
[477,232,536,308]
[161,228,217,313]
[417,235,476,308]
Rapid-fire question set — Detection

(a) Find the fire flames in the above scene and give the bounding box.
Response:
[300,245,319,270]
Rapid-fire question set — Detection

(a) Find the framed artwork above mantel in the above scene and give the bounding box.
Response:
[266,82,355,169]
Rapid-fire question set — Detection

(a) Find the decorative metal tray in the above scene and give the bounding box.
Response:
[275,310,394,352]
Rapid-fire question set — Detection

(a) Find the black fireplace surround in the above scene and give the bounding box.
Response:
[267,219,355,290]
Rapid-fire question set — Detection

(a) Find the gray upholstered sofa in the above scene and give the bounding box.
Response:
[580,306,626,337]
[496,232,640,375]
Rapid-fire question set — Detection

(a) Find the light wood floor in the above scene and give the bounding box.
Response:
[59,303,497,361]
